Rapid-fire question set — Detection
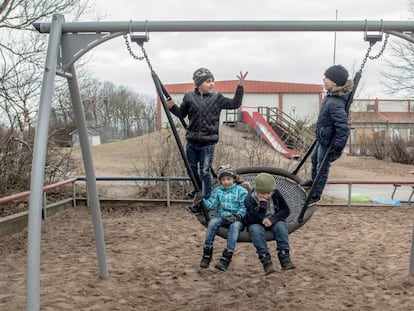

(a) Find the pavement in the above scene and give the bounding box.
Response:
[324,183,414,205]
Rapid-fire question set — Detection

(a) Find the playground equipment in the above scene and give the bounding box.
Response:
[28,16,414,310]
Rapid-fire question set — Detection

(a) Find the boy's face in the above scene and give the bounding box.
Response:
[198,78,215,94]
[220,175,235,189]
[323,76,336,91]
[257,191,273,201]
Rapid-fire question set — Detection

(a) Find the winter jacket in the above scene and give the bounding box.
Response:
[244,189,290,226]
[202,183,247,218]
[315,80,354,151]
[170,85,244,146]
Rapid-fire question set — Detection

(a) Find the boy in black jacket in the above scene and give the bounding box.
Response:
[166,68,248,203]
[301,64,354,204]
[245,173,295,274]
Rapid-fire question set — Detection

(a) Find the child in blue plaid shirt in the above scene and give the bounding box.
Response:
[197,165,248,271]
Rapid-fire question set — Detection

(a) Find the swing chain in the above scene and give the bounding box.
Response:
[123,33,154,73]
[358,33,389,73]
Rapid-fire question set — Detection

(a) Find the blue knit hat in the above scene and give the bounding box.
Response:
[324,65,348,86]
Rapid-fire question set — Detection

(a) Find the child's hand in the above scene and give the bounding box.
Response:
[262,218,272,228]
[193,192,203,206]
[223,214,242,224]
[166,98,175,109]
[237,71,248,86]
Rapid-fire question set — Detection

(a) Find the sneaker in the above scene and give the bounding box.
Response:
[308,194,321,205]
[186,205,202,214]
[185,190,196,199]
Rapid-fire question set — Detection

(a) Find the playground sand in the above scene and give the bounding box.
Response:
[1,203,414,310]
[4,126,414,309]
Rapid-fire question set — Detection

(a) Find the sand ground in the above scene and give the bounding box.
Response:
[1,203,414,310]
[2,126,414,310]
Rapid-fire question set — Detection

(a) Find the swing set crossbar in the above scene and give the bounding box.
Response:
[34,19,414,36]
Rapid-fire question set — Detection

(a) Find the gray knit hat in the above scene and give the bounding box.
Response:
[218,164,236,180]
[193,67,214,87]
[255,173,276,193]
[324,64,348,86]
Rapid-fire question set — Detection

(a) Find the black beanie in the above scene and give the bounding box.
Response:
[324,65,348,86]
[193,67,214,87]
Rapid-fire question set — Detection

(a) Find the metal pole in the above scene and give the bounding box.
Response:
[33,20,414,34]
[411,230,414,275]
[66,64,108,279]
[166,179,170,207]
[42,192,47,219]
[72,182,77,208]
[26,14,64,311]
[333,10,338,65]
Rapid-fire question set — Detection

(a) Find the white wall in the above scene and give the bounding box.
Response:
[161,92,321,127]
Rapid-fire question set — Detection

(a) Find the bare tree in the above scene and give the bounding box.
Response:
[380,0,414,97]
[0,0,92,196]
[0,0,91,128]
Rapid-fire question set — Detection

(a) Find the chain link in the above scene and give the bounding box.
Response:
[123,34,154,73]
[358,33,389,73]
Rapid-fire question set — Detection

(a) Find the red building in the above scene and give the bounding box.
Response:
[158,80,323,130]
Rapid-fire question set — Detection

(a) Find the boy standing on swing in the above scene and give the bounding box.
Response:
[166,68,248,209]
[301,64,354,204]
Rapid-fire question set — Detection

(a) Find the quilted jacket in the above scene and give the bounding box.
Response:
[170,85,244,146]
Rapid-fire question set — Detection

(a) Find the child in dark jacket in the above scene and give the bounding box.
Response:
[302,64,354,204]
[245,173,295,274]
[166,68,248,201]
[197,165,248,272]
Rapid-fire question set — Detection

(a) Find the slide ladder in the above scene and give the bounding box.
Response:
[241,111,301,159]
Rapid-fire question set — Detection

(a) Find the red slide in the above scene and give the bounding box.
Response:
[241,111,301,159]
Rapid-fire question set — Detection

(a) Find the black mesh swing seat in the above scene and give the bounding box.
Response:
[195,166,315,242]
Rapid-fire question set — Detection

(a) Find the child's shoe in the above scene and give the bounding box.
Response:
[200,246,213,268]
[260,253,275,274]
[215,249,233,271]
[278,250,296,270]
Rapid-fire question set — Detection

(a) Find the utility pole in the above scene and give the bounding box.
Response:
[333,10,338,65]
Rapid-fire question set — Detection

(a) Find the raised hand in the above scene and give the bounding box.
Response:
[237,71,248,86]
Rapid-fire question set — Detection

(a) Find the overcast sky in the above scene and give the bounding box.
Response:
[82,0,412,98]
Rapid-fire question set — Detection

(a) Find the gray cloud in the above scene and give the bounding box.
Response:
[85,0,410,98]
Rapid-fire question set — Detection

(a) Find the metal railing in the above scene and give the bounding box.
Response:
[0,178,77,219]
[74,176,190,207]
[327,180,414,207]
[1,176,413,214]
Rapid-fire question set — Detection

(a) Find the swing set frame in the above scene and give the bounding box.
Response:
[26,15,414,310]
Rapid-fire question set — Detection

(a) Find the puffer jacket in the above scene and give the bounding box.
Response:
[315,79,354,151]
[202,183,247,218]
[170,85,244,145]
[244,189,290,226]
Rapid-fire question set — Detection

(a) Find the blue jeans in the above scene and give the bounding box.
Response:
[248,221,290,257]
[186,142,215,198]
[311,142,332,197]
[204,216,243,252]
